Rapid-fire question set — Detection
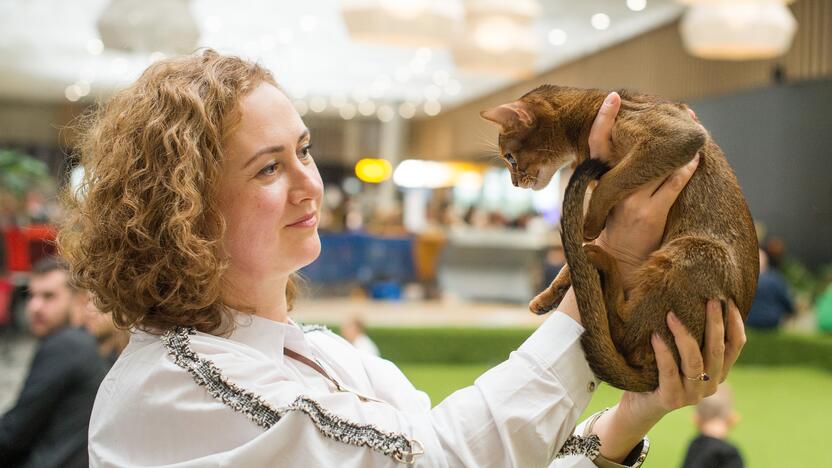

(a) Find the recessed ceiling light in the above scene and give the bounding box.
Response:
[424,100,441,116]
[65,85,81,102]
[548,28,567,46]
[627,0,647,12]
[309,96,327,113]
[377,105,395,122]
[398,102,416,119]
[339,103,357,120]
[591,13,611,30]
[330,94,347,108]
[76,81,90,97]
[358,100,376,116]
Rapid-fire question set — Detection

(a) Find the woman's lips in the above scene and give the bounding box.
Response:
[287,213,316,228]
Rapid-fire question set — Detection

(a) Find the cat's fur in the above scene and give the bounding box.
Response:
[481,85,758,392]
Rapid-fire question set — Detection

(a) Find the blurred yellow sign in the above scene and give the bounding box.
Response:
[355,158,393,183]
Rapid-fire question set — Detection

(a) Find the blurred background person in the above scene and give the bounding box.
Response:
[746,249,794,330]
[0,257,107,468]
[79,292,129,367]
[814,271,832,334]
[540,245,566,292]
[681,383,743,468]
[341,315,380,356]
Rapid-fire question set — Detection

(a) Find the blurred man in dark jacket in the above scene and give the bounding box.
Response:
[0,257,108,468]
[746,249,795,330]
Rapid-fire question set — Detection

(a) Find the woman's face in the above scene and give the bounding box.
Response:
[217,83,323,285]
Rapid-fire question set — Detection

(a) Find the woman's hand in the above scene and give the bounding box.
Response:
[590,299,747,462]
[588,92,701,289]
[555,93,700,324]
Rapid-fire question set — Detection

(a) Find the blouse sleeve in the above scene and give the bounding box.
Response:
[89,312,605,468]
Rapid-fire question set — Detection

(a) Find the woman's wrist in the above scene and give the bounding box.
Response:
[557,288,582,326]
[590,402,664,463]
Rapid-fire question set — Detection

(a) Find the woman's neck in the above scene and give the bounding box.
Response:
[222,273,290,323]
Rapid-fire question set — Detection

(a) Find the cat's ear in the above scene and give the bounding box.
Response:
[480,102,534,133]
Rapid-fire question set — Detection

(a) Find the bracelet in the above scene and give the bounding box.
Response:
[584,407,611,435]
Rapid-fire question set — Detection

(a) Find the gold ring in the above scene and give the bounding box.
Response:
[685,372,710,382]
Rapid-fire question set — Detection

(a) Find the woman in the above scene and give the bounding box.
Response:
[59,50,745,467]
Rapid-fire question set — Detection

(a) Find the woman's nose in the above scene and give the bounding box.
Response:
[287,161,322,205]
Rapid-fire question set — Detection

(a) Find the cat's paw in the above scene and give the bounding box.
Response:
[529,295,554,315]
[583,216,605,241]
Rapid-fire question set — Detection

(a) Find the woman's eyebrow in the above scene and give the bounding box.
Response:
[245,145,284,168]
[244,130,311,168]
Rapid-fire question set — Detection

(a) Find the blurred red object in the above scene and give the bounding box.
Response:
[2,224,57,273]
[0,276,11,326]
[26,223,57,266]
[3,225,29,272]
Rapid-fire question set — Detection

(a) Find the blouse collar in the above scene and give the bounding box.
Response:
[227,311,311,363]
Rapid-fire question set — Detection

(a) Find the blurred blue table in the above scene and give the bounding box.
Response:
[301,232,415,290]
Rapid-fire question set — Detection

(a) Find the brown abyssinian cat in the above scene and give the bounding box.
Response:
[481,85,758,392]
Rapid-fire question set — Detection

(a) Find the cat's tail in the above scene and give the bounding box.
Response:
[561,159,649,391]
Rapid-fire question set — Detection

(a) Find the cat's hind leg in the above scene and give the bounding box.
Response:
[529,264,571,315]
[529,244,626,334]
[610,236,737,391]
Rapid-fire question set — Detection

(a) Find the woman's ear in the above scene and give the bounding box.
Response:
[480,102,534,134]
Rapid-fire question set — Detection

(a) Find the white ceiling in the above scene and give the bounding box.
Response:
[0,0,684,115]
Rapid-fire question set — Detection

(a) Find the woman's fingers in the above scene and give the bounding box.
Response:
[622,152,700,211]
[651,333,684,409]
[722,300,746,382]
[588,92,621,162]
[666,310,706,399]
[703,299,725,395]
[687,107,699,122]
[649,153,700,209]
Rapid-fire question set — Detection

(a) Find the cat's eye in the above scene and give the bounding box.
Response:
[504,153,517,167]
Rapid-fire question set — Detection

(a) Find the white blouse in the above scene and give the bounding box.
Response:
[88,311,643,467]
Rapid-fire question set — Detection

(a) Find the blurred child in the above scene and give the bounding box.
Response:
[682,383,744,468]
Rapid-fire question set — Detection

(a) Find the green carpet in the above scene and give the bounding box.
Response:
[399,363,831,467]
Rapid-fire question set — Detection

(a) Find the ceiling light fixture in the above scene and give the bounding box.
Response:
[97,0,200,54]
[341,0,463,47]
[591,13,611,30]
[679,0,797,60]
[452,0,542,78]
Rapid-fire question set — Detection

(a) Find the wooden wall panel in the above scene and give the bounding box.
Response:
[411,0,832,160]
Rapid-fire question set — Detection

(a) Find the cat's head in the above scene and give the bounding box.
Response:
[480,87,577,190]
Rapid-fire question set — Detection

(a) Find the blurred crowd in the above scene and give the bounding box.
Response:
[0,256,127,467]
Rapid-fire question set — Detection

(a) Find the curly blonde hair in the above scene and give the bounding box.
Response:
[59,49,299,335]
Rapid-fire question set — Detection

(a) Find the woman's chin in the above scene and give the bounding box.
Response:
[290,236,322,270]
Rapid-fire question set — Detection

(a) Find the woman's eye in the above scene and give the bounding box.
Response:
[300,144,313,160]
[258,162,279,176]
